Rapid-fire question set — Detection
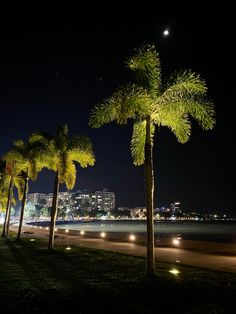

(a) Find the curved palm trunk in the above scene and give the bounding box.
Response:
[48,171,59,250]
[17,170,29,240]
[144,116,155,276]
[2,169,15,237]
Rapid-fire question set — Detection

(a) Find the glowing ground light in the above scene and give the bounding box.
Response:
[169,269,180,275]
[129,234,136,241]
[176,260,181,263]
[65,229,69,233]
[80,230,85,235]
[173,238,180,245]
[100,232,106,238]
[29,238,35,242]
[65,246,71,250]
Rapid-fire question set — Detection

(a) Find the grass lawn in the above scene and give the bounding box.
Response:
[0,226,236,313]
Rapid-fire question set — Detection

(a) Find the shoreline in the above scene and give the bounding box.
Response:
[10,223,236,256]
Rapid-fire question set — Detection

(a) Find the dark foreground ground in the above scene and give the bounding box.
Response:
[1,228,236,313]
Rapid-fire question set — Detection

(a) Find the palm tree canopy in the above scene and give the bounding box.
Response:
[89,44,215,165]
[4,139,45,180]
[3,138,46,200]
[30,124,95,190]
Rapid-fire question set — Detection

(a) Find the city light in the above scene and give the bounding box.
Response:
[65,246,71,250]
[65,229,69,233]
[45,227,49,230]
[80,230,85,235]
[55,228,58,231]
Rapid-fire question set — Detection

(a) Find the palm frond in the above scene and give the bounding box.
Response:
[161,114,191,143]
[161,70,207,103]
[181,99,215,130]
[14,175,25,201]
[89,84,152,127]
[28,159,43,181]
[62,162,76,190]
[153,98,215,132]
[55,124,69,151]
[68,135,95,167]
[71,150,95,168]
[3,150,25,165]
[127,44,162,96]
[29,132,53,144]
[131,119,155,165]
[58,152,69,179]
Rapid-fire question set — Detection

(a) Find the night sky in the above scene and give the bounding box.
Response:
[1,5,235,215]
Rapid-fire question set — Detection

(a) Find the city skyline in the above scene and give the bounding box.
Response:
[25,191,233,220]
[1,6,234,215]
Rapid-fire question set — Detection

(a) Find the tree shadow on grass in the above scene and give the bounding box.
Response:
[1,237,236,313]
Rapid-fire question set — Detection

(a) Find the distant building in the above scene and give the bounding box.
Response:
[27,189,115,214]
[45,193,53,208]
[170,201,182,214]
[58,191,72,209]
[71,190,95,212]
[27,193,46,205]
[95,189,115,212]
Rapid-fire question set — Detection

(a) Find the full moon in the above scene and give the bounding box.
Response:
[163,29,169,36]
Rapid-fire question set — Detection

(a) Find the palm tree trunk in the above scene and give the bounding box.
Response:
[2,162,15,238]
[17,169,29,240]
[48,171,59,250]
[144,116,155,276]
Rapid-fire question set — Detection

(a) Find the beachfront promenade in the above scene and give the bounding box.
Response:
[10,224,236,274]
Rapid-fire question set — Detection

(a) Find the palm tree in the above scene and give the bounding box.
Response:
[31,124,95,250]
[0,160,10,214]
[1,159,16,237]
[89,44,215,276]
[4,139,45,240]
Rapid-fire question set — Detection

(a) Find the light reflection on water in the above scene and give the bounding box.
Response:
[55,220,236,242]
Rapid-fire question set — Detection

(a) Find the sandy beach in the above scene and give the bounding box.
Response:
[10,223,236,273]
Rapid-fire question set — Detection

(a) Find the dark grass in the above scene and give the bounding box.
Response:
[0,227,236,313]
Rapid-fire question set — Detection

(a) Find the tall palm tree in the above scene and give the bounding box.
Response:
[4,139,45,240]
[31,124,95,250]
[89,44,215,276]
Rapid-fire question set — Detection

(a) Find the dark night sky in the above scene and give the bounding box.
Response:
[1,4,235,215]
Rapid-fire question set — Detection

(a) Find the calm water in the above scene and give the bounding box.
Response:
[33,220,236,243]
